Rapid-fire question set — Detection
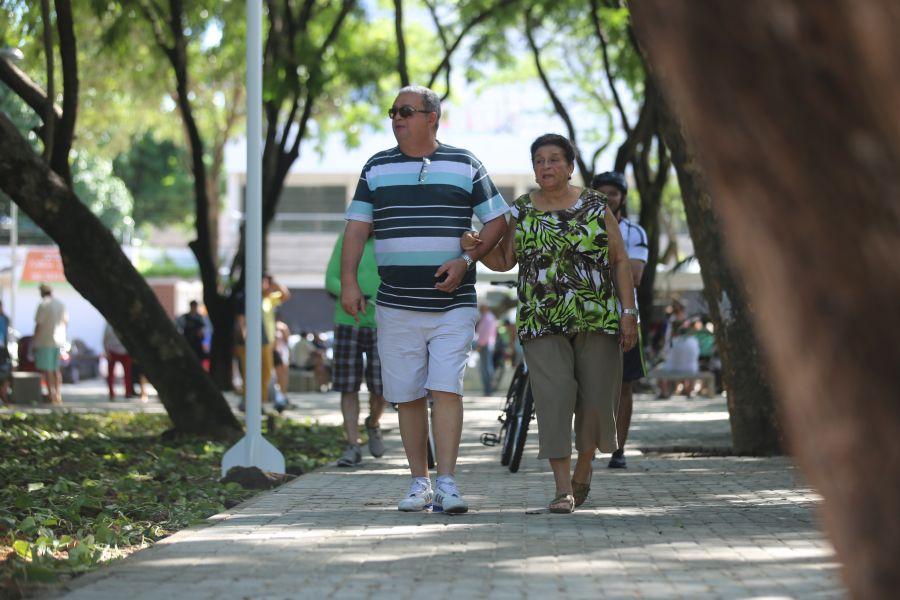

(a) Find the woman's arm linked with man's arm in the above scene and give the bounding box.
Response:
[460,216,517,272]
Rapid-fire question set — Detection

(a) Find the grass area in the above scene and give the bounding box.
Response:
[0,412,345,597]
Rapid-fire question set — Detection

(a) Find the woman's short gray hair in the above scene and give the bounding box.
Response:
[398,85,441,131]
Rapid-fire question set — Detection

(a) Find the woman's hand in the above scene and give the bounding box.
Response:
[461,231,482,251]
[620,314,638,352]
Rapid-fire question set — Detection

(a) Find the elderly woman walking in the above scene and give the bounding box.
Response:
[465,133,638,513]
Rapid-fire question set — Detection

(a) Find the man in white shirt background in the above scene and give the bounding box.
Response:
[592,172,648,469]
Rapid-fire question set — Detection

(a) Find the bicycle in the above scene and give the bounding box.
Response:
[480,282,534,473]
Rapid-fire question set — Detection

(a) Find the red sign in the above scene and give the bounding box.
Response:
[21,249,66,283]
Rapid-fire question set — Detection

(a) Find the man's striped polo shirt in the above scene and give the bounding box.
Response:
[345,142,509,312]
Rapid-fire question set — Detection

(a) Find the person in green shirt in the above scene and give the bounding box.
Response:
[326,232,386,467]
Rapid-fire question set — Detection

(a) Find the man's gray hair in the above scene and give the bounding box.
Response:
[398,85,441,131]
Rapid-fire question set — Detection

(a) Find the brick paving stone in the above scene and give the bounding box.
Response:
[46,392,846,599]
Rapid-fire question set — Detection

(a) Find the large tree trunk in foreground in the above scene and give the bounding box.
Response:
[632,2,900,597]
[0,113,241,439]
[656,101,781,454]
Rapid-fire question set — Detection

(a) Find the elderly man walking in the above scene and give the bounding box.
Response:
[341,86,508,513]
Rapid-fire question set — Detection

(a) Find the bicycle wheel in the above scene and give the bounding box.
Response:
[508,381,534,473]
[500,363,527,466]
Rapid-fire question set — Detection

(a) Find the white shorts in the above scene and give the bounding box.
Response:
[375,305,478,403]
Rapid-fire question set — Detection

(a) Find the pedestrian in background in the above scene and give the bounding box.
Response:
[33,283,67,405]
[592,171,648,469]
[476,304,498,395]
[103,323,133,400]
[176,300,206,361]
[0,300,11,405]
[326,232,386,467]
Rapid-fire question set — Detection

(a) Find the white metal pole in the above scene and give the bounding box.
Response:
[245,0,263,447]
[221,0,284,476]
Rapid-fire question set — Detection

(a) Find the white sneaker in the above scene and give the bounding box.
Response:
[434,477,468,514]
[397,478,434,512]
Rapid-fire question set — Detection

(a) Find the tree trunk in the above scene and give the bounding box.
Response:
[656,99,781,455]
[0,112,241,439]
[613,82,668,334]
[205,293,235,391]
[631,2,900,597]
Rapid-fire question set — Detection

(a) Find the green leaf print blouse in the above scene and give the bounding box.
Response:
[510,188,620,342]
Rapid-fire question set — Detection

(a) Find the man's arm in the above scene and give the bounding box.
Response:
[630,259,646,289]
[33,305,43,340]
[274,280,291,302]
[627,224,649,288]
[340,220,372,322]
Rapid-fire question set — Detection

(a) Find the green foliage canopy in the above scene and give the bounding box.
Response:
[112,132,194,231]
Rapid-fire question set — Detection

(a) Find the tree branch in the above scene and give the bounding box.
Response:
[613,79,656,172]
[318,0,355,68]
[423,0,453,98]
[394,0,410,86]
[0,59,63,122]
[423,0,450,49]
[524,11,590,183]
[590,111,616,173]
[151,0,216,291]
[297,0,316,28]
[426,0,520,91]
[282,0,354,158]
[136,0,174,58]
[589,0,630,133]
[288,86,315,161]
[40,0,55,161]
[52,0,78,185]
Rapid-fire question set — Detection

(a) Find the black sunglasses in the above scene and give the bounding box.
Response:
[388,105,432,119]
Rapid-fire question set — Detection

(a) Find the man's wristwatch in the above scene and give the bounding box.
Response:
[622,308,639,317]
[460,253,475,270]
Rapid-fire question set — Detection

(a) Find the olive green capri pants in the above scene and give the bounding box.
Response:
[522,332,622,459]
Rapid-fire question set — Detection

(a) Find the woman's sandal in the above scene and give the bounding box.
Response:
[572,479,591,508]
[549,493,575,514]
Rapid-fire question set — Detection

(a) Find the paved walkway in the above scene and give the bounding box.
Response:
[39,387,843,599]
